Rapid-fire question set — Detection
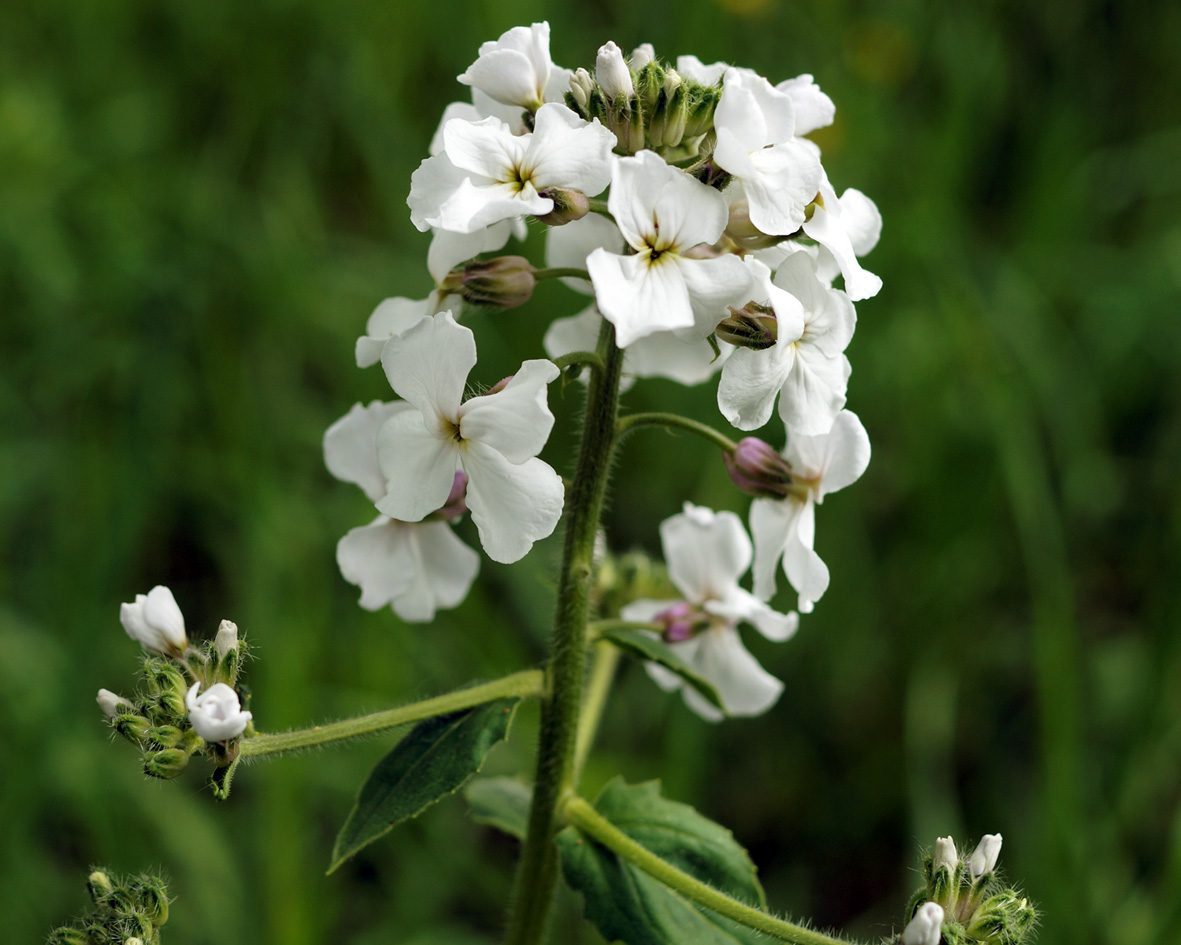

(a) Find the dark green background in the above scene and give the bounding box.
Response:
[3,0,1179,942]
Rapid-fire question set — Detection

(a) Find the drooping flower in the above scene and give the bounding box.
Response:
[185,682,252,742]
[408,103,615,235]
[712,68,823,236]
[324,400,479,621]
[750,410,870,611]
[621,503,797,721]
[119,585,187,655]
[375,311,563,564]
[801,173,883,301]
[457,22,571,112]
[716,253,855,435]
[587,149,748,347]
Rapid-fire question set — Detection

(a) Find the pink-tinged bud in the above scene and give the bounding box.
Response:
[725,438,794,499]
[726,200,786,249]
[536,186,590,226]
[655,601,709,643]
[715,303,778,350]
[442,256,536,309]
[438,470,470,521]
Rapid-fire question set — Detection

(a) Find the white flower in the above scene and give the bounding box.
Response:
[775,74,835,136]
[713,68,823,236]
[750,410,870,610]
[621,503,797,721]
[801,175,883,301]
[675,55,729,86]
[457,22,571,112]
[324,400,480,620]
[429,90,528,155]
[596,41,634,99]
[96,688,131,718]
[969,834,1003,879]
[933,836,959,876]
[587,150,749,347]
[119,585,187,655]
[901,902,944,945]
[717,253,855,434]
[375,311,564,564]
[214,619,239,660]
[186,682,252,742]
[408,103,615,235]
[629,43,656,70]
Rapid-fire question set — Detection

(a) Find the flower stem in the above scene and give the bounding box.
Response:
[587,618,663,638]
[563,796,856,945]
[551,350,604,374]
[238,670,545,759]
[505,318,624,945]
[586,198,614,221]
[533,267,590,282]
[616,411,738,454]
[572,640,620,783]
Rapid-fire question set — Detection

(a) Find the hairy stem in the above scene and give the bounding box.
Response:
[504,319,624,945]
[551,350,604,374]
[239,670,545,759]
[616,411,738,454]
[563,796,856,945]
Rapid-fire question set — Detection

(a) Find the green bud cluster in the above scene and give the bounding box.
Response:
[47,868,171,945]
[101,624,251,784]
[565,58,721,159]
[903,838,1038,945]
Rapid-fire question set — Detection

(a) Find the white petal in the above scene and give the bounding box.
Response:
[717,69,795,148]
[837,187,882,257]
[380,311,473,422]
[706,588,799,642]
[407,152,471,232]
[717,343,796,431]
[739,140,823,235]
[144,586,186,648]
[783,409,871,497]
[443,115,527,181]
[677,254,754,337]
[619,599,679,624]
[545,213,625,294]
[375,409,460,522]
[802,203,882,301]
[587,249,694,347]
[458,23,553,109]
[675,55,728,86]
[689,627,783,718]
[662,504,751,602]
[458,359,559,463]
[523,104,615,196]
[623,330,729,385]
[783,500,829,608]
[777,350,850,436]
[428,222,512,285]
[608,151,729,253]
[336,516,418,610]
[324,400,412,501]
[462,443,564,563]
[437,176,549,234]
[407,521,481,614]
[357,296,433,368]
[543,306,603,359]
[750,497,801,601]
[430,102,482,157]
[775,74,835,136]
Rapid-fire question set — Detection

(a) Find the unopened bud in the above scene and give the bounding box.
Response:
[537,186,590,226]
[930,834,959,903]
[933,836,958,875]
[634,60,665,116]
[126,939,145,945]
[87,869,115,905]
[428,470,469,523]
[901,902,943,945]
[969,834,1003,880]
[46,929,89,945]
[966,890,1036,943]
[716,303,778,350]
[596,41,634,100]
[132,876,170,926]
[652,73,688,148]
[568,68,594,115]
[725,438,794,499]
[655,602,710,643]
[215,619,239,660]
[629,43,655,70]
[444,256,536,309]
[148,724,186,749]
[152,688,188,722]
[684,84,722,140]
[143,747,190,779]
[97,688,132,719]
[725,200,785,249]
[114,712,152,744]
[120,585,187,655]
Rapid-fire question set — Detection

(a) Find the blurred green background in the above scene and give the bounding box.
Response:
[3,0,1179,942]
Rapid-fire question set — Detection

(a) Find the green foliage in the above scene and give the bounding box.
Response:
[557,779,766,945]
[464,777,533,840]
[329,699,519,872]
[600,627,724,711]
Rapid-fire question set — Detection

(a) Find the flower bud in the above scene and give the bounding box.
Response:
[966,890,1036,943]
[114,712,152,744]
[901,902,944,945]
[443,256,537,309]
[436,471,469,522]
[725,199,785,249]
[629,43,655,70]
[596,41,634,100]
[715,302,778,350]
[568,68,594,115]
[87,869,115,905]
[725,439,794,499]
[933,836,958,875]
[683,84,722,140]
[143,747,190,779]
[969,834,1002,880]
[148,724,186,749]
[654,601,710,643]
[96,688,132,719]
[131,875,170,926]
[120,585,187,655]
[215,619,239,660]
[186,681,252,742]
[930,834,959,903]
[634,60,665,117]
[651,72,688,148]
[145,660,188,698]
[536,186,590,226]
[46,929,89,945]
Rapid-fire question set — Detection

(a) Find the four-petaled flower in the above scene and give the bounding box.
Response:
[186,682,252,743]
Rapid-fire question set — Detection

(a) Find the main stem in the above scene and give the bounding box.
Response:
[504,320,623,945]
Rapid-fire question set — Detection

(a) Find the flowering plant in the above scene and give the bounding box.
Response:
[62,23,1037,945]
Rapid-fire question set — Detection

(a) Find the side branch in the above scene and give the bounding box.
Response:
[616,412,738,454]
[562,796,857,945]
[239,669,545,758]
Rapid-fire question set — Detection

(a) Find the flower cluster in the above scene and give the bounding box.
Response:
[102,586,252,777]
[330,23,878,717]
[47,868,170,945]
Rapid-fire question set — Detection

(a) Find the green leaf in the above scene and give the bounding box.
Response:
[329,698,519,872]
[557,778,766,945]
[600,628,724,711]
[464,776,533,840]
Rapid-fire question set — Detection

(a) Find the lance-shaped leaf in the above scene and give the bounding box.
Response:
[464,776,533,840]
[329,698,519,872]
[600,628,724,711]
[557,778,766,945]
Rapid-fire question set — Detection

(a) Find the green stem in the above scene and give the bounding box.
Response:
[616,411,738,454]
[563,796,854,945]
[572,641,620,783]
[533,267,590,282]
[551,350,604,374]
[587,619,664,639]
[586,198,614,221]
[505,319,624,945]
[239,670,545,759]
